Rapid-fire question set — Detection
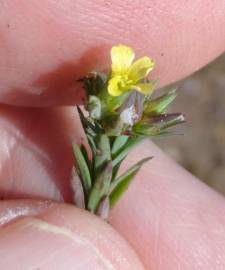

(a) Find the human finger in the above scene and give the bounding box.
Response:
[1,0,225,106]
[110,141,225,269]
[0,200,144,270]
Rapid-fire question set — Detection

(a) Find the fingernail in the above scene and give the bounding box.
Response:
[0,200,52,226]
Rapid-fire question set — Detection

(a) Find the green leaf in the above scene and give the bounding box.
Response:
[94,134,111,173]
[112,136,129,156]
[112,136,145,168]
[80,144,91,167]
[73,144,92,195]
[111,136,129,180]
[111,162,122,181]
[112,136,131,157]
[144,89,177,115]
[86,134,97,155]
[88,161,112,213]
[109,157,152,207]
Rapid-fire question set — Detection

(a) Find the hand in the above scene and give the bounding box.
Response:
[0,1,225,269]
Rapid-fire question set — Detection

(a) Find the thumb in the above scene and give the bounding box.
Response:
[0,200,144,270]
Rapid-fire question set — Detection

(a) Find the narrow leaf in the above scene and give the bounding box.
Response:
[110,157,152,207]
[144,89,177,115]
[80,144,91,169]
[86,134,97,155]
[111,162,122,181]
[112,136,145,168]
[88,161,112,213]
[111,135,129,157]
[94,134,111,172]
[73,143,92,195]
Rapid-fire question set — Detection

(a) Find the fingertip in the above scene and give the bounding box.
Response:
[0,200,144,270]
[1,0,225,106]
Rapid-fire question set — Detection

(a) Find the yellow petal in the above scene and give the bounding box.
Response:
[111,45,135,75]
[133,82,155,95]
[108,76,124,96]
[128,56,155,82]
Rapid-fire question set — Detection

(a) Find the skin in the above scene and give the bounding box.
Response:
[0,0,225,269]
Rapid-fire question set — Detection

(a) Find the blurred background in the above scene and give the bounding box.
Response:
[154,53,225,195]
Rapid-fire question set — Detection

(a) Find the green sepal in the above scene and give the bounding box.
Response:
[133,113,185,136]
[72,143,92,195]
[132,123,161,136]
[109,157,152,207]
[88,161,112,213]
[144,89,177,115]
[106,91,131,112]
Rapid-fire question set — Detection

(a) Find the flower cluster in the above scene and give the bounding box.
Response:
[72,45,185,220]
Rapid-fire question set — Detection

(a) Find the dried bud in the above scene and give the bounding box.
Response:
[96,196,110,220]
[80,72,107,96]
[133,113,185,136]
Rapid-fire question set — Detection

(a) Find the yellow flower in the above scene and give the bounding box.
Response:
[108,45,155,96]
